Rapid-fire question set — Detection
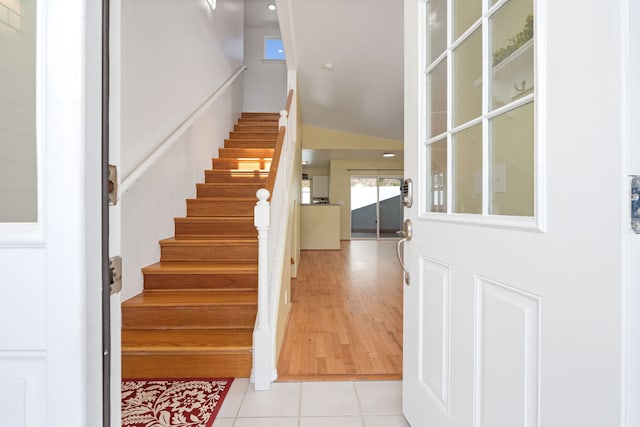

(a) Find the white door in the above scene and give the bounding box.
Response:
[0,1,103,426]
[403,0,627,426]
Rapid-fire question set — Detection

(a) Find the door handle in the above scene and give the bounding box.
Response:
[396,219,412,285]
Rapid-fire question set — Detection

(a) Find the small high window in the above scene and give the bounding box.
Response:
[263,37,285,61]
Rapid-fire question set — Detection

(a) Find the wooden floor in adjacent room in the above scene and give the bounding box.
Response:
[277,240,403,381]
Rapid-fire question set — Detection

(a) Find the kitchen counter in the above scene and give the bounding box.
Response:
[300,205,341,250]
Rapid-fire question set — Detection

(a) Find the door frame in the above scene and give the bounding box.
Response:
[107,0,123,425]
[622,0,640,425]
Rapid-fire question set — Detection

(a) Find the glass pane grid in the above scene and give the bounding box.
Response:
[490,0,534,110]
[427,58,448,138]
[422,0,535,218]
[453,27,482,127]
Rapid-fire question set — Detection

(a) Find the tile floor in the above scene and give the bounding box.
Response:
[213,379,410,427]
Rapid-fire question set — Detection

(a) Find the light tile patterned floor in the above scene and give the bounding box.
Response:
[213,380,410,427]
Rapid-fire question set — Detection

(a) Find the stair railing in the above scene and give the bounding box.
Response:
[253,89,295,390]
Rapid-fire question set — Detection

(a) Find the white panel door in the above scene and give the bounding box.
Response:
[403,0,626,426]
[0,1,103,426]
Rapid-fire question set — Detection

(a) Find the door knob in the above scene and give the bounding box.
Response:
[396,219,412,285]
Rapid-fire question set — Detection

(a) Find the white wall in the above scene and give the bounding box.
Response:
[119,0,245,300]
[243,27,287,111]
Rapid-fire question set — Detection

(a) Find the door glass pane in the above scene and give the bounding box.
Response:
[490,102,534,216]
[351,177,378,238]
[378,177,403,238]
[491,0,534,109]
[427,0,447,64]
[453,123,482,214]
[453,28,482,126]
[454,0,481,39]
[426,139,447,213]
[428,58,447,138]
[0,0,37,222]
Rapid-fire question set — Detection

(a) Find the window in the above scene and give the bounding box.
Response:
[423,0,535,220]
[263,37,285,61]
[301,179,311,204]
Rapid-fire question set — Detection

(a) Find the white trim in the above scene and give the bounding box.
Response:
[0,223,45,246]
[417,211,541,232]
[119,65,247,195]
[620,0,640,425]
[0,350,46,358]
[534,0,547,232]
[620,0,630,422]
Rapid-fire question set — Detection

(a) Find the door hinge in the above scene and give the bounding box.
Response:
[109,256,122,295]
[108,164,118,206]
[631,176,640,234]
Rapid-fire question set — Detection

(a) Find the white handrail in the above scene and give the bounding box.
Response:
[119,65,247,195]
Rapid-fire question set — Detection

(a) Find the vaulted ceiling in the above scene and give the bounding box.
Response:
[288,0,404,142]
[245,0,404,166]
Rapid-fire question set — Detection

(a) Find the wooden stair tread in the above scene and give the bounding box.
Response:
[195,185,264,198]
[174,216,254,222]
[123,290,257,306]
[234,125,278,131]
[241,112,280,118]
[186,197,256,201]
[204,170,269,181]
[225,138,277,143]
[122,329,253,352]
[236,120,278,125]
[213,157,273,160]
[210,169,270,173]
[170,234,258,241]
[205,169,269,174]
[219,148,274,158]
[142,261,257,274]
[196,183,265,188]
[159,238,258,245]
[211,157,272,171]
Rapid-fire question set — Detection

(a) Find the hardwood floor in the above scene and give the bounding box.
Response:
[277,240,403,381]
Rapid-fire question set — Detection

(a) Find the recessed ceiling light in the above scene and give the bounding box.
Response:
[383,153,396,158]
[267,3,276,11]
[302,160,309,165]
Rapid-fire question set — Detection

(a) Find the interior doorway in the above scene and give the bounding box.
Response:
[350,176,403,239]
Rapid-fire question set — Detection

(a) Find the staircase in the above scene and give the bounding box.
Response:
[121,112,280,379]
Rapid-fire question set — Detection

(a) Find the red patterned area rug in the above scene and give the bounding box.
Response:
[121,378,233,427]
